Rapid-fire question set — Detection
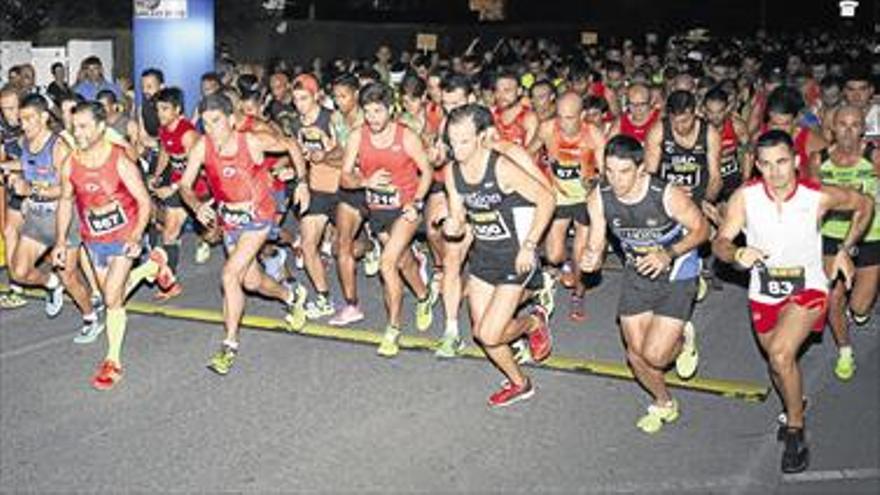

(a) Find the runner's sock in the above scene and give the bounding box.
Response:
[105,308,127,365]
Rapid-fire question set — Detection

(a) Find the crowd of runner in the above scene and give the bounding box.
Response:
[1,29,878,475]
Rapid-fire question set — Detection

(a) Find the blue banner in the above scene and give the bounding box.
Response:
[133,0,215,116]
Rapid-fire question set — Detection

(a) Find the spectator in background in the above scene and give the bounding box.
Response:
[46,62,74,106]
[72,56,121,101]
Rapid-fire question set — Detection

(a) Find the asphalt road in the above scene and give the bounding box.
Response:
[1,235,877,493]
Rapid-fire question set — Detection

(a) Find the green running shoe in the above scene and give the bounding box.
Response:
[636,399,680,434]
[434,332,464,359]
[834,352,856,381]
[415,285,436,332]
[675,321,699,380]
[377,325,401,357]
[208,345,238,375]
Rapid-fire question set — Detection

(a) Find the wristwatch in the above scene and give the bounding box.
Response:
[839,244,859,257]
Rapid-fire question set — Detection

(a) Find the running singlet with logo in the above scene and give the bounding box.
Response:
[203,132,276,231]
[599,176,700,282]
[21,134,59,191]
[358,123,420,210]
[546,121,598,206]
[742,178,827,304]
[452,151,535,261]
[492,104,529,146]
[619,109,659,143]
[718,118,742,200]
[288,108,333,154]
[70,145,139,243]
[659,118,710,202]
[158,118,210,197]
[818,147,880,242]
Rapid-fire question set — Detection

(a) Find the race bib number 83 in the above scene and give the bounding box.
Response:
[758,266,805,298]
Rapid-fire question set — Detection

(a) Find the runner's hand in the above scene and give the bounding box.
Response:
[123,240,142,259]
[10,176,30,196]
[365,169,391,189]
[515,246,536,275]
[442,217,464,240]
[196,202,216,227]
[635,251,672,279]
[51,244,67,268]
[293,183,310,214]
[307,149,326,163]
[580,248,602,273]
[701,200,721,225]
[831,249,856,290]
[402,204,420,223]
[153,185,175,200]
[734,246,766,269]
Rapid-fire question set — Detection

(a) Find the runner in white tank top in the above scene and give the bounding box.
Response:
[713,130,873,475]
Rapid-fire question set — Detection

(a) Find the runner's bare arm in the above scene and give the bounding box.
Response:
[497,155,556,246]
[712,187,747,264]
[523,111,539,151]
[402,126,432,201]
[663,184,711,257]
[340,128,364,189]
[819,184,873,251]
[117,156,153,243]
[442,163,467,240]
[581,186,607,272]
[487,138,552,188]
[705,124,723,202]
[588,122,606,174]
[53,156,75,251]
[178,137,207,212]
[642,121,663,174]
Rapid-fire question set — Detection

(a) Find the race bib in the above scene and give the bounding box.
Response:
[468,210,512,241]
[552,160,581,181]
[299,128,325,152]
[86,202,127,236]
[169,155,187,171]
[662,161,702,188]
[758,265,805,298]
[366,186,400,209]
[720,156,739,178]
[219,201,255,227]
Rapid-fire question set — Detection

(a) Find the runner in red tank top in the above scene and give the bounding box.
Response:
[53,101,166,391]
[757,85,827,179]
[340,82,434,356]
[703,86,750,203]
[146,87,200,300]
[609,83,658,144]
[491,71,538,149]
[178,93,309,376]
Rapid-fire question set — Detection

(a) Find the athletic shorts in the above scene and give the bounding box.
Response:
[304,190,337,220]
[6,186,23,211]
[222,221,275,251]
[368,208,404,235]
[21,200,83,247]
[749,289,828,334]
[618,269,697,321]
[85,240,126,269]
[468,247,543,290]
[429,180,446,196]
[555,203,589,226]
[272,188,290,216]
[822,237,880,268]
[338,189,367,217]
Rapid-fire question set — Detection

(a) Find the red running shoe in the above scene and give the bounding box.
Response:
[91,360,123,391]
[488,378,534,407]
[527,306,552,362]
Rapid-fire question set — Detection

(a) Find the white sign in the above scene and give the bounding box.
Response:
[0,41,33,77]
[134,0,188,19]
[839,1,858,17]
[31,47,67,87]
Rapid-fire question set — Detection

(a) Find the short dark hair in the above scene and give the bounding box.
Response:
[529,79,555,97]
[400,73,426,99]
[155,87,185,110]
[332,72,359,92]
[445,103,494,137]
[96,89,118,104]
[703,85,728,105]
[765,85,804,117]
[20,93,50,114]
[51,62,64,73]
[358,82,394,108]
[201,72,222,85]
[141,67,165,84]
[82,56,102,67]
[665,90,696,115]
[441,73,471,95]
[755,129,794,153]
[604,134,644,165]
[492,69,520,88]
[583,94,608,113]
[73,100,107,123]
[198,93,234,116]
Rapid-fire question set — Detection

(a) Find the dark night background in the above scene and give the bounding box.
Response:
[2,0,878,36]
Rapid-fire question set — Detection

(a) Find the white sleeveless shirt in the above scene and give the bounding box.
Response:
[742,178,828,304]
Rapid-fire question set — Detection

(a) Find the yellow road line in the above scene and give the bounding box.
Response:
[1,284,770,402]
